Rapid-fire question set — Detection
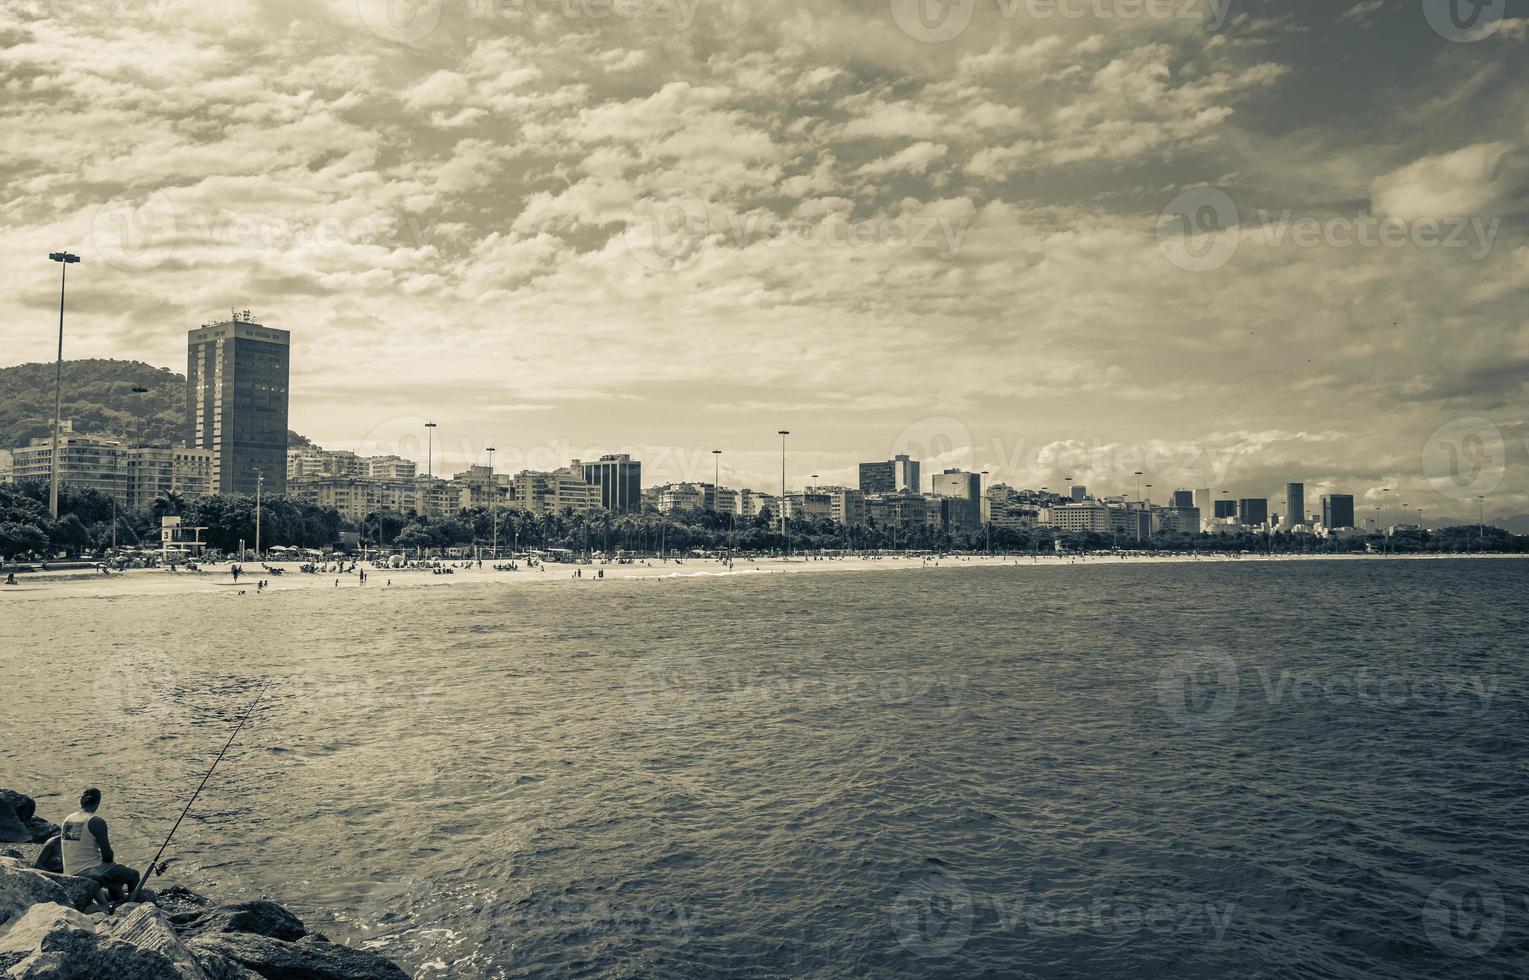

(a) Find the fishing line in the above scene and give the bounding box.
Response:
[129,675,274,902]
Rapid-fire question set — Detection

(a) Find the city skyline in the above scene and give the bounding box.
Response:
[1,2,1524,519]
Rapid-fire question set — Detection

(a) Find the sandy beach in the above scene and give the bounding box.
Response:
[0,551,1516,601]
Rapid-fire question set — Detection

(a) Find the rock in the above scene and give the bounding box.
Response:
[0,859,100,914]
[187,932,411,980]
[176,901,306,942]
[0,850,22,862]
[107,903,210,979]
[0,805,28,846]
[25,818,59,846]
[192,952,266,980]
[156,884,215,921]
[6,927,188,980]
[0,861,73,929]
[0,950,26,973]
[0,904,94,955]
[0,791,37,825]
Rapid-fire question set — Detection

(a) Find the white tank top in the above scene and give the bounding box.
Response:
[60,810,105,874]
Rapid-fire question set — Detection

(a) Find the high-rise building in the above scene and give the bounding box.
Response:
[930,467,982,532]
[1070,485,1087,502]
[12,426,128,504]
[127,446,213,510]
[859,454,920,494]
[1237,498,1269,527]
[580,454,641,513]
[367,455,417,481]
[186,315,291,496]
[1172,489,1195,509]
[513,466,603,515]
[1284,483,1305,529]
[1213,498,1237,519]
[1322,493,1355,529]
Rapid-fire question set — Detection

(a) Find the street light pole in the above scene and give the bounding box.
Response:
[255,469,263,559]
[425,422,437,479]
[1478,495,1485,550]
[778,430,790,557]
[1134,470,1144,543]
[488,445,497,559]
[47,251,80,519]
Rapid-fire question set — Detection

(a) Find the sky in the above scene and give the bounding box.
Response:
[1,0,1525,520]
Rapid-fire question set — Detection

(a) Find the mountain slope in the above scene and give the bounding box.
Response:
[0,359,310,450]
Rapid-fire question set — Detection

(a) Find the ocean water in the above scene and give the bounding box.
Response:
[3,558,1526,978]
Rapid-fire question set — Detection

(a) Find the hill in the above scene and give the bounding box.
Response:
[0,359,311,450]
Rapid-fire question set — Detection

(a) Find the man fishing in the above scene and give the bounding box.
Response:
[59,788,140,904]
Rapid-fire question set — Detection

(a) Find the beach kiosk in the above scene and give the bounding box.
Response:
[161,516,207,562]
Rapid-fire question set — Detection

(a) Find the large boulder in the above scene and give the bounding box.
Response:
[0,791,36,825]
[5,927,188,980]
[0,859,99,914]
[0,861,73,929]
[0,904,94,955]
[156,884,215,919]
[187,932,411,980]
[175,901,307,943]
[107,903,210,979]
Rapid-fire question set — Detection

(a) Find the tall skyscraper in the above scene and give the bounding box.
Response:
[1070,485,1087,502]
[859,454,920,494]
[580,454,641,513]
[1322,493,1355,529]
[1238,497,1269,527]
[1213,499,1237,519]
[1172,489,1194,508]
[930,467,981,532]
[186,315,290,496]
[1284,483,1305,529]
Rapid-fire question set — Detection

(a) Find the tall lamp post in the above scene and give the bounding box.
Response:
[254,468,264,559]
[1133,470,1144,543]
[47,251,80,518]
[425,422,437,479]
[712,449,722,510]
[981,470,990,555]
[487,445,497,559]
[1477,494,1485,550]
[778,430,790,557]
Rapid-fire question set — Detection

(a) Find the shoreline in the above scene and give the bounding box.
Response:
[1,551,1521,602]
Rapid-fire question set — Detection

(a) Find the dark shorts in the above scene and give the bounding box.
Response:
[78,862,140,891]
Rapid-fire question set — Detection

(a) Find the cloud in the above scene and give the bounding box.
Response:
[1370,143,1525,220]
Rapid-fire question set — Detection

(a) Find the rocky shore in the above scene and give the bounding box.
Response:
[0,789,409,979]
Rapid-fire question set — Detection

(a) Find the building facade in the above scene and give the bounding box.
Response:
[1284,482,1305,529]
[186,316,291,496]
[1322,493,1356,529]
[580,454,641,513]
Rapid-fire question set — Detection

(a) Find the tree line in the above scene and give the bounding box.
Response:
[2,479,1525,560]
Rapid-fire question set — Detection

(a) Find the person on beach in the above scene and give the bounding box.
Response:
[60,788,140,904]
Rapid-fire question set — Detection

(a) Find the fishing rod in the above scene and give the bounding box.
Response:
[128,675,274,903]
